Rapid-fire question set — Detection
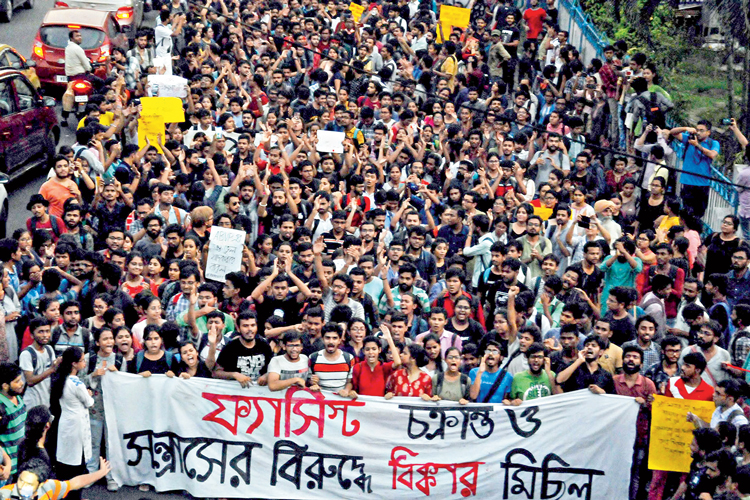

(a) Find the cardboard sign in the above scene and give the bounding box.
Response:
[648,395,716,472]
[205,226,246,282]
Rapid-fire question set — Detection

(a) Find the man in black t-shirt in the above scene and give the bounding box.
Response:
[214,311,273,386]
[555,335,616,394]
[250,260,312,333]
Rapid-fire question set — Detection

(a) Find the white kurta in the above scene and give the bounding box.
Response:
[56,375,94,465]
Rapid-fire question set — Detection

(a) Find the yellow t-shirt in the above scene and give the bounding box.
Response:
[76,111,114,129]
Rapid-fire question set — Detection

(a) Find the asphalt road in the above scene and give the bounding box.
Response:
[1,7,188,500]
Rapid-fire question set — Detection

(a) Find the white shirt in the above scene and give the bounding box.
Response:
[64,41,91,77]
[56,375,94,465]
[710,403,749,429]
[154,22,174,58]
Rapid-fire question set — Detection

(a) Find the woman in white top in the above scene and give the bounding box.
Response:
[569,185,596,237]
[0,267,19,363]
[51,347,94,500]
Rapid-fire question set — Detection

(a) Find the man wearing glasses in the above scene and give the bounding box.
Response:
[504,343,558,405]
[469,341,513,403]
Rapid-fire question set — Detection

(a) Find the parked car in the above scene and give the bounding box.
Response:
[0,0,33,23]
[31,8,129,89]
[54,0,143,37]
[0,69,59,192]
[0,44,40,89]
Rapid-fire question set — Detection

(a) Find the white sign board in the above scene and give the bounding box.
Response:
[147,75,188,98]
[205,226,245,281]
[316,130,345,154]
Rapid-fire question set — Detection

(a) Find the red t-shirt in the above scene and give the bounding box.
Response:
[523,7,547,39]
[351,360,397,396]
[664,376,714,401]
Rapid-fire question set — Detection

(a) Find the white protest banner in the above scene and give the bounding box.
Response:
[204,226,245,282]
[316,130,346,153]
[103,372,638,499]
[147,75,188,98]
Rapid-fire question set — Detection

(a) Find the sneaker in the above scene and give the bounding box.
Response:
[60,120,68,128]
[106,480,119,492]
[138,484,150,492]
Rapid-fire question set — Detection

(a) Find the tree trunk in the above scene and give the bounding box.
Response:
[745,50,750,137]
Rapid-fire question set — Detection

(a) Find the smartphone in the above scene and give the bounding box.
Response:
[579,216,591,229]
[721,118,733,126]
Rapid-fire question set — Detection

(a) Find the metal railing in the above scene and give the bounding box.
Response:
[557,0,609,62]
[557,0,739,233]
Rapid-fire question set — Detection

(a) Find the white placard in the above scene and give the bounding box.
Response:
[147,74,188,98]
[103,372,638,500]
[316,130,346,153]
[204,226,245,281]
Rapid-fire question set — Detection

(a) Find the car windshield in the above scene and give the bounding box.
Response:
[39,26,104,49]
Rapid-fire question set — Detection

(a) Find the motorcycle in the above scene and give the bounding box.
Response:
[66,62,106,122]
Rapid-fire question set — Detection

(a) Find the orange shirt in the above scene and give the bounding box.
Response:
[39,179,79,218]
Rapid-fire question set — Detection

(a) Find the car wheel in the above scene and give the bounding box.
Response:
[22,0,32,10]
[0,0,13,22]
[0,201,8,239]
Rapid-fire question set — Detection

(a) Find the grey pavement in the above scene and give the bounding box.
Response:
[1,7,184,500]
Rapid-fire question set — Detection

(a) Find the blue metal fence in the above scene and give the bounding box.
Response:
[558,0,739,233]
[557,0,609,62]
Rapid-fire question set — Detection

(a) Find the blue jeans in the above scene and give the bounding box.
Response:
[87,418,111,478]
[741,216,750,240]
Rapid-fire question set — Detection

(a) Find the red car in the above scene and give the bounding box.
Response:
[31,8,128,89]
[0,68,59,183]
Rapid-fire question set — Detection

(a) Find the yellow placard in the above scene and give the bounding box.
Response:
[348,2,365,22]
[141,96,185,124]
[138,113,165,153]
[436,5,471,43]
[648,395,715,472]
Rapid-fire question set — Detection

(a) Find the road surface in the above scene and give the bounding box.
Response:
[1,7,186,500]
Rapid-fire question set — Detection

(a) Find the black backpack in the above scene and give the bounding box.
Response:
[51,325,92,354]
[637,92,666,129]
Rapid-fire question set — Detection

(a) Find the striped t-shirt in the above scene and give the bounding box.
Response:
[1,480,70,500]
[309,350,354,391]
[0,395,26,474]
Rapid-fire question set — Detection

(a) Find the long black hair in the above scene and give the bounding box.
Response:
[50,347,84,419]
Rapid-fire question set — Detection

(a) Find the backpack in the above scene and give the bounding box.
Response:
[23,345,55,375]
[29,215,63,239]
[434,371,471,399]
[51,325,91,354]
[88,352,125,374]
[135,350,175,373]
[637,92,666,129]
[309,351,354,370]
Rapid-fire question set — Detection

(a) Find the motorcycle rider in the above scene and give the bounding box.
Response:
[62,29,104,127]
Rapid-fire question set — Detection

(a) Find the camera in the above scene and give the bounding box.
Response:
[689,133,697,141]
[408,183,419,192]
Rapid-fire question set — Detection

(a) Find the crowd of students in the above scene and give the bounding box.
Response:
[4,0,750,497]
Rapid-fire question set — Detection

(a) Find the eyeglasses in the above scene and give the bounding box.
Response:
[446,355,461,360]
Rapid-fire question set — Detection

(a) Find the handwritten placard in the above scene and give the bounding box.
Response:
[141,96,185,124]
[205,226,245,282]
[648,395,715,472]
[137,113,165,153]
[348,2,365,21]
[147,75,188,98]
[316,130,345,153]
[436,5,470,43]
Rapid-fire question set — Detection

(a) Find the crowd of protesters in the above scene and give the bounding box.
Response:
[3,0,750,497]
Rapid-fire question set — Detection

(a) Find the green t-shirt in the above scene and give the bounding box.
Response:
[176,309,235,342]
[509,371,554,401]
